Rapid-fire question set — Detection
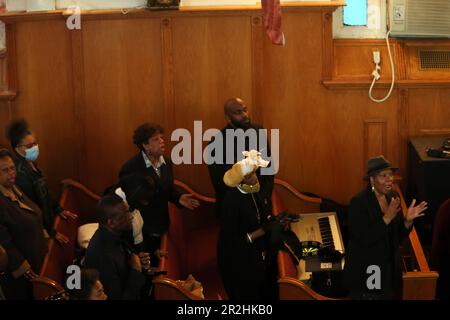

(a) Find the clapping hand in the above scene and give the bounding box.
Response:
[406,199,427,223]
[383,197,401,224]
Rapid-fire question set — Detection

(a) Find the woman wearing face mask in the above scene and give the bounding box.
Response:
[6,119,75,243]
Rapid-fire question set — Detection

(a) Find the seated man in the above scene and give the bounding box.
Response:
[84,194,148,300]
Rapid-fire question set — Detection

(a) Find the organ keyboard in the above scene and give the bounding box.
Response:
[289,212,345,281]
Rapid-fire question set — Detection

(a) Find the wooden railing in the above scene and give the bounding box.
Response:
[394,184,439,300]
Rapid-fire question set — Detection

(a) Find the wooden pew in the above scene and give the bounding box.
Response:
[394,184,439,300]
[273,179,335,300]
[154,180,227,300]
[32,179,100,300]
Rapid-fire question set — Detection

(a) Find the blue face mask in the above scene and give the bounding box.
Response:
[25,145,39,161]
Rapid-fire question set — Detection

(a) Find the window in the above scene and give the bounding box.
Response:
[344,0,367,26]
[333,0,387,39]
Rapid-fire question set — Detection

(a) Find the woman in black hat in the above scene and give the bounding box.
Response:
[343,156,427,299]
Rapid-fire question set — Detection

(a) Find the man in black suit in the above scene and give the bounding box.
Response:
[207,98,275,214]
[84,194,147,300]
[119,123,199,257]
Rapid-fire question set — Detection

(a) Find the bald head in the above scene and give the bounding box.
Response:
[224,98,244,115]
[223,98,251,129]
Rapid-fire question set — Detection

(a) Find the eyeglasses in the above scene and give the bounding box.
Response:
[18,141,39,149]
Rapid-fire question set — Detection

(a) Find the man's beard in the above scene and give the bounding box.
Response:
[231,118,252,130]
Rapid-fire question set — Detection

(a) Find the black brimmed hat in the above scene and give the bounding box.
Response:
[364,155,398,179]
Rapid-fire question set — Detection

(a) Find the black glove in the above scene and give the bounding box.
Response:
[277,211,300,225]
[262,219,283,234]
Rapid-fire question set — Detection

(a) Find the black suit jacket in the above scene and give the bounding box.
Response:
[343,186,411,298]
[119,153,182,235]
[84,226,146,300]
[207,124,274,214]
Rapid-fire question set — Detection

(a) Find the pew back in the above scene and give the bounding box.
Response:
[154,180,226,300]
[32,179,100,300]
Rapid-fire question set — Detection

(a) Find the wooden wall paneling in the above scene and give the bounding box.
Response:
[251,15,263,124]
[363,118,387,168]
[260,11,359,202]
[13,20,77,195]
[161,17,175,134]
[404,40,450,80]
[0,49,7,91]
[5,23,17,92]
[321,10,333,81]
[0,101,12,148]
[82,18,165,194]
[395,41,407,81]
[397,89,409,184]
[2,7,448,207]
[333,39,397,82]
[408,88,450,136]
[171,15,253,195]
[69,27,86,187]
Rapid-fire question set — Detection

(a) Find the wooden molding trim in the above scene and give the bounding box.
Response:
[70,29,86,186]
[324,79,450,89]
[397,89,409,181]
[161,17,175,134]
[251,15,263,123]
[5,23,17,93]
[322,10,333,81]
[0,2,345,23]
[274,178,322,204]
[0,90,17,101]
[180,1,346,12]
[418,129,450,135]
[363,119,387,170]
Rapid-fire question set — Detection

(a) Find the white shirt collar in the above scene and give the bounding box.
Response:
[142,151,165,170]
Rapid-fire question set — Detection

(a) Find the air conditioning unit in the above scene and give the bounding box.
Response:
[389,0,450,38]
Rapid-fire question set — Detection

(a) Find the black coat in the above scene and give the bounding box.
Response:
[84,226,146,300]
[14,155,61,237]
[343,186,411,299]
[0,187,48,299]
[119,153,182,236]
[207,124,274,214]
[217,188,277,300]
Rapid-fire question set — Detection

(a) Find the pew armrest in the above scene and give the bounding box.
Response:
[153,277,203,300]
[278,277,337,300]
[32,275,64,300]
